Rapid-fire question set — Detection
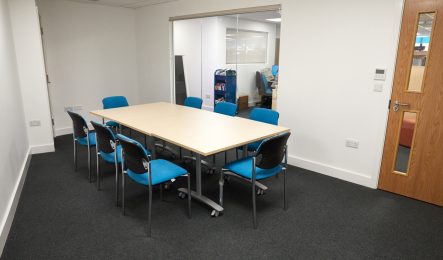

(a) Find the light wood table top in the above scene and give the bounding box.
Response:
[90,102,290,156]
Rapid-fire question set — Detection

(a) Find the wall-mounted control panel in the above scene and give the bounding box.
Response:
[374,68,386,80]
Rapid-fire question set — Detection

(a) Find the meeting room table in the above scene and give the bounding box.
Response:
[90,102,290,215]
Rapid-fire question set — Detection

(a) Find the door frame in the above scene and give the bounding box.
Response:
[374,0,407,187]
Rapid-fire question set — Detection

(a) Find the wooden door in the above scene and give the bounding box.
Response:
[378,0,443,206]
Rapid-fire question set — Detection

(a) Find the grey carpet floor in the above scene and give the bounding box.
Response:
[2,130,443,259]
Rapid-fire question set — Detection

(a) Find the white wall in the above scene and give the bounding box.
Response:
[36,0,138,136]
[135,0,404,189]
[8,0,54,154]
[174,16,276,110]
[0,0,31,254]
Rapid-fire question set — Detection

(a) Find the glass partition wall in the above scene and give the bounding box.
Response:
[173,9,281,115]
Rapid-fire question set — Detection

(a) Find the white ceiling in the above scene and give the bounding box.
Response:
[65,0,178,8]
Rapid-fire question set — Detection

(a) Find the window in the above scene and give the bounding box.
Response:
[226,28,268,64]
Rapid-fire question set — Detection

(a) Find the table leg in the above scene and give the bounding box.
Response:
[150,136,156,160]
[178,152,223,214]
[243,144,248,158]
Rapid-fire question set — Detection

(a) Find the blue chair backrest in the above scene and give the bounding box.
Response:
[67,111,89,138]
[272,65,279,76]
[184,97,203,109]
[261,74,269,91]
[250,108,279,125]
[214,102,237,117]
[91,120,116,153]
[103,96,129,110]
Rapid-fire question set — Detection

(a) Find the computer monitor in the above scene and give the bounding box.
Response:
[272,65,279,76]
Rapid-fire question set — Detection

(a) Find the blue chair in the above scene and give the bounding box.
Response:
[214,102,237,117]
[220,132,290,229]
[91,121,149,206]
[184,96,203,109]
[117,134,191,237]
[67,111,96,182]
[156,97,203,160]
[262,73,272,95]
[236,108,279,159]
[102,96,131,137]
[272,65,279,76]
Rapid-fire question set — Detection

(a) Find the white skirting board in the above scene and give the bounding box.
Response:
[202,105,214,112]
[31,143,55,154]
[55,124,93,137]
[287,155,376,189]
[0,148,32,257]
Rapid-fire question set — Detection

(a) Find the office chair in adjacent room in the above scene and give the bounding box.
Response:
[102,96,132,137]
[255,71,265,106]
[67,111,96,182]
[117,134,191,237]
[261,73,273,109]
[272,65,279,76]
[220,132,290,229]
[155,96,203,160]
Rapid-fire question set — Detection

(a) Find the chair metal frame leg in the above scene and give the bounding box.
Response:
[95,133,101,191]
[147,162,152,237]
[252,157,257,229]
[87,139,91,183]
[115,145,119,206]
[122,151,126,215]
[187,173,191,219]
[73,124,77,172]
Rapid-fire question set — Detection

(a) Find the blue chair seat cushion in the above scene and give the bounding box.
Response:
[126,159,187,186]
[223,156,282,180]
[106,121,120,127]
[100,145,122,163]
[77,132,96,146]
[237,140,263,152]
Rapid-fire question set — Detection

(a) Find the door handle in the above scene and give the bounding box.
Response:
[393,101,409,111]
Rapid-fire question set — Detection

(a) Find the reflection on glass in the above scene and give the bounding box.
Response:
[394,112,417,174]
[226,28,268,64]
[407,12,435,92]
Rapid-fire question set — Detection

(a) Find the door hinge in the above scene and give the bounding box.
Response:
[40,27,43,35]
[46,75,51,84]
[388,99,391,109]
[52,119,54,125]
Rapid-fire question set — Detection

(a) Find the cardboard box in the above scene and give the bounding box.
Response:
[239,95,248,110]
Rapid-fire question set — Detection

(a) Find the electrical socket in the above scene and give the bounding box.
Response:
[64,106,74,112]
[206,94,210,98]
[74,104,82,111]
[374,83,383,92]
[29,120,41,127]
[346,139,359,149]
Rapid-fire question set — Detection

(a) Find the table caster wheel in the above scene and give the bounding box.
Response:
[164,184,170,190]
[257,189,264,195]
[224,175,230,181]
[207,169,214,174]
[184,159,190,164]
[179,192,186,199]
[211,210,219,217]
[171,154,176,159]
